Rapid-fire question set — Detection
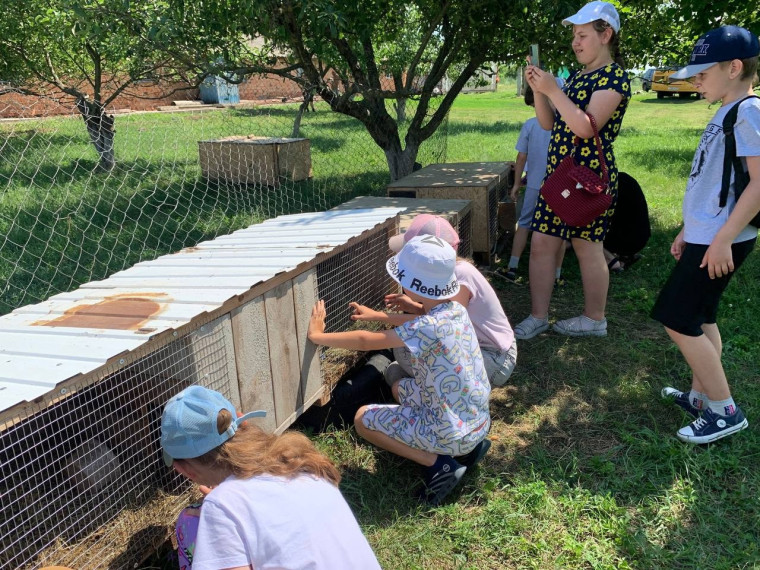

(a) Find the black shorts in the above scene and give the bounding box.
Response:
[651,238,756,336]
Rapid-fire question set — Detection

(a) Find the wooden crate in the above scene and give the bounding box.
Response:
[198,135,312,187]
[387,162,514,264]
[332,196,474,259]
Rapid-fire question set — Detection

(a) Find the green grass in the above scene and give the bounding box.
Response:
[311,89,759,569]
[4,86,760,569]
[0,100,446,312]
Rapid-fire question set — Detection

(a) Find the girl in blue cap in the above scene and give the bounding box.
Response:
[160,385,379,570]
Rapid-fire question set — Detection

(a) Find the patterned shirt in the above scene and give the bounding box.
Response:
[394,301,490,444]
[545,63,630,184]
[531,63,631,241]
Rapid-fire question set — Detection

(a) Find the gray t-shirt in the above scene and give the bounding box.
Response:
[515,117,552,191]
[683,97,760,245]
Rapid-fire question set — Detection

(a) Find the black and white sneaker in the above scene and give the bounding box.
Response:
[455,439,491,468]
[661,387,701,419]
[677,407,749,444]
[418,457,466,506]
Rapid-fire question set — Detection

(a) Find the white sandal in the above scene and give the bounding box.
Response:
[514,315,549,340]
[552,315,607,337]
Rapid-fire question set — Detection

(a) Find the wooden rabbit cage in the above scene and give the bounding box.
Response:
[0,207,401,569]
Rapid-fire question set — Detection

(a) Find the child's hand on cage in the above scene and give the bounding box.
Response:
[308,300,327,340]
[384,293,423,314]
[349,302,384,322]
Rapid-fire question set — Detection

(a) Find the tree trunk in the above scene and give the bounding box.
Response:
[291,100,308,138]
[76,97,115,171]
[392,72,407,124]
[394,98,407,124]
[384,139,419,182]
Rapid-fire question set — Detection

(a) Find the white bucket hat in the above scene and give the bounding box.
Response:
[562,1,620,33]
[386,235,459,300]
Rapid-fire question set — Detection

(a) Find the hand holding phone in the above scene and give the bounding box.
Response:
[528,44,540,68]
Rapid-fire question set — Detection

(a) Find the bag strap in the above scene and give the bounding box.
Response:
[571,113,609,184]
[719,95,759,208]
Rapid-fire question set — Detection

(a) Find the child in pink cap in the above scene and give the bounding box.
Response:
[381,214,517,389]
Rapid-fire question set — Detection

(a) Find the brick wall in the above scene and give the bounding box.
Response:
[1,71,407,119]
[0,81,199,119]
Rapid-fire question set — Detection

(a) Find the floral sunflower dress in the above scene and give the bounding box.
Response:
[530,63,631,241]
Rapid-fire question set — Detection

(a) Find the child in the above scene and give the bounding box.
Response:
[364,214,516,389]
[308,235,491,506]
[654,25,760,444]
[516,1,631,339]
[160,385,380,569]
[502,83,567,284]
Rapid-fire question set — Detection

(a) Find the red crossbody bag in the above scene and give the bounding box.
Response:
[540,113,612,227]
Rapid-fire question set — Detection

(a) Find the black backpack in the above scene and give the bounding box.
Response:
[720,94,760,228]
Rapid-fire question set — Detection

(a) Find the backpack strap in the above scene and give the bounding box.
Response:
[720,95,760,208]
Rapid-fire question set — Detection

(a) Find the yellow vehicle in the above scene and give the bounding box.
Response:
[651,67,701,99]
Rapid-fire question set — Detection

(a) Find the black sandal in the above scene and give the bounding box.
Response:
[607,257,623,273]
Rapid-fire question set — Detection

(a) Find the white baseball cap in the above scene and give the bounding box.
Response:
[386,235,459,300]
[562,1,620,33]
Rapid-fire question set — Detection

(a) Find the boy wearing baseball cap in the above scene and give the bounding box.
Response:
[308,235,491,505]
[654,25,760,444]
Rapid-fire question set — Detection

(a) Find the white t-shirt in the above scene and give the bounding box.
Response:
[683,97,760,245]
[192,474,381,570]
[455,260,514,351]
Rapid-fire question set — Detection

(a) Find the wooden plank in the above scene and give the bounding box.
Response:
[230,296,277,433]
[386,161,512,191]
[292,269,322,414]
[263,281,302,430]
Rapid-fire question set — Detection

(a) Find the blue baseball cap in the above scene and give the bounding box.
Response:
[672,26,760,79]
[160,385,266,467]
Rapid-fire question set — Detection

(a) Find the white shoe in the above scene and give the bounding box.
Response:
[514,315,549,340]
[552,315,607,337]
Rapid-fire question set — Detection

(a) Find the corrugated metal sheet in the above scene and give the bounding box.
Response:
[0,208,403,413]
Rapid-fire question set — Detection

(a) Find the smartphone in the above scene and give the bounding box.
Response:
[529,44,540,68]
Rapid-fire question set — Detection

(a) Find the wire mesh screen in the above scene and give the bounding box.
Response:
[0,89,448,316]
[0,322,235,569]
[457,210,473,259]
[488,186,500,252]
[315,227,396,389]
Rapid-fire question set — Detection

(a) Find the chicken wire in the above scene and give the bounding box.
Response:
[0,88,447,316]
[0,322,234,569]
[315,225,397,390]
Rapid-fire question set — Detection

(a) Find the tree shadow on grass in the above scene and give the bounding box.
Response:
[479,219,760,567]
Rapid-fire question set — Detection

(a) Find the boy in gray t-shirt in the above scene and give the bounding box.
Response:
[653,26,760,444]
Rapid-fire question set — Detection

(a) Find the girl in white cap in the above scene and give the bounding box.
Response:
[160,385,380,570]
[308,235,491,506]
[515,0,631,339]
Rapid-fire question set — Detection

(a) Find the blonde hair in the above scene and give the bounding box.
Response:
[191,409,341,486]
